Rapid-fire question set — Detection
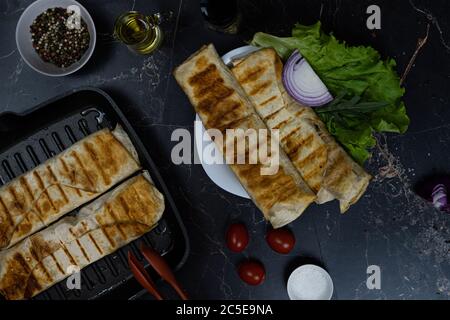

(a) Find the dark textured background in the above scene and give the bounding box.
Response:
[0,0,449,299]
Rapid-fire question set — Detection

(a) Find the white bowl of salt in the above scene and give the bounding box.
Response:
[287,264,334,300]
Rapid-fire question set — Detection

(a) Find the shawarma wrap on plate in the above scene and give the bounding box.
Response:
[232,48,371,212]
[174,44,316,228]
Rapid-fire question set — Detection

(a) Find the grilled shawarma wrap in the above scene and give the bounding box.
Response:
[231,48,371,212]
[0,125,141,250]
[174,44,316,228]
[0,172,164,300]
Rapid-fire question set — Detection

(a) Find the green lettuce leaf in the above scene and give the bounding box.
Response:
[251,22,409,164]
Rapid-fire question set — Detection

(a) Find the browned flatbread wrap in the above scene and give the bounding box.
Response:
[0,172,164,300]
[231,48,371,212]
[0,125,141,250]
[174,44,316,228]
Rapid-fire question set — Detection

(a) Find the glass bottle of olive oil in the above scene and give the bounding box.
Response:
[114,11,163,54]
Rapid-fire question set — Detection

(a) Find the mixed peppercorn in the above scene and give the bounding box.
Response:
[30,7,90,68]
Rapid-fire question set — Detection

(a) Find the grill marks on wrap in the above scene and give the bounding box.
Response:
[188,61,256,160]
[50,253,65,275]
[97,185,151,248]
[71,151,95,189]
[238,65,266,84]
[261,96,277,106]
[181,52,314,216]
[2,237,60,299]
[0,175,162,300]
[106,204,127,241]
[285,134,315,159]
[46,165,69,205]
[284,132,326,192]
[322,152,350,188]
[232,49,329,193]
[19,177,34,202]
[75,239,90,263]
[88,233,103,255]
[232,48,373,208]
[12,253,41,299]
[9,185,37,237]
[0,196,14,248]
[281,127,301,143]
[34,171,56,212]
[189,63,248,131]
[276,120,327,193]
[263,105,283,120]
[83,142,109,186]
[58,158,82,197]
[235,163,298,210]
[0,129,140,250]
[8,186,24,211]
[249,81,271,96]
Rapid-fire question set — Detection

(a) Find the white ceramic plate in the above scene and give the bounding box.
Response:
[16,0,96,76]
[287,264,334,300]
[194,46,260,199]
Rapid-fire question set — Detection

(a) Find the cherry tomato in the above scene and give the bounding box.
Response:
[238,260,265,286]
[226,223,249,252]
[266,227,295,254]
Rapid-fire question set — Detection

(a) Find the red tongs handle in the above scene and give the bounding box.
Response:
[128,251,164,300]
[140,243,189,300]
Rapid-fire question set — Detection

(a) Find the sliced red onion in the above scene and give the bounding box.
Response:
[431,183,447,210]
[282,50,333,107]
[415,175,450,212]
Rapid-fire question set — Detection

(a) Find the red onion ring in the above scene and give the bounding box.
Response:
[282,50,333,107]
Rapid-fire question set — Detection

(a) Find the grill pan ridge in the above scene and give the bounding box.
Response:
[0,87,189,300]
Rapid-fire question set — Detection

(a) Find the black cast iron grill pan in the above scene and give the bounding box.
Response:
[0,87,189,300]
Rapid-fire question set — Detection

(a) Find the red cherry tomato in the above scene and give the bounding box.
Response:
[226,223,249,252]
[238,260,265,286]
[266,227,295,254]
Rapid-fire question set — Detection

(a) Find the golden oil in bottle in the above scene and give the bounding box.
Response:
[114,11,163,54]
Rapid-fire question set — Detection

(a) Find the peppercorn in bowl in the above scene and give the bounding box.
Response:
[16,0,96,76]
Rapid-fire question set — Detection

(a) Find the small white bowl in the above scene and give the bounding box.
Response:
[287,264,334,300]
[16,0,96,76]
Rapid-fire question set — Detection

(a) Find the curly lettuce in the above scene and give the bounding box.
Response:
[251,22,409,164]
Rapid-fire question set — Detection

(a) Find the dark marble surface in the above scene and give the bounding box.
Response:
[0,0,449,300]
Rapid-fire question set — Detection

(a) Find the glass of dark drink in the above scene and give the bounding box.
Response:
[200,0,241,34]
